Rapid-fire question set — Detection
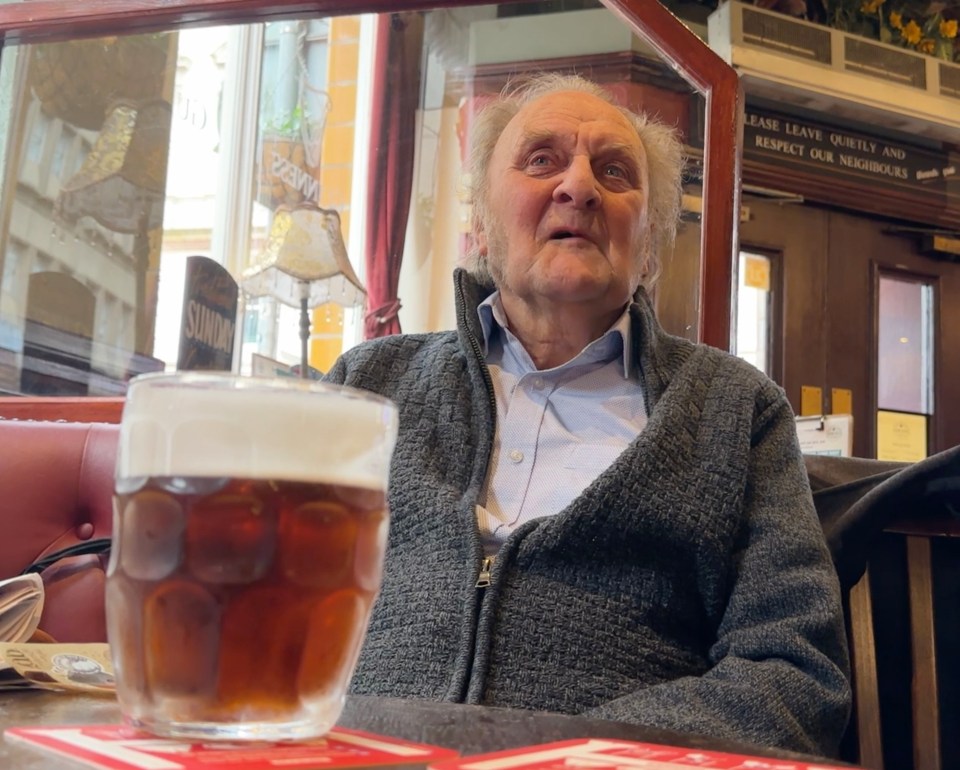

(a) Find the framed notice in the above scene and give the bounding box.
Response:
[795,414,853,457]
[876,410,927,463]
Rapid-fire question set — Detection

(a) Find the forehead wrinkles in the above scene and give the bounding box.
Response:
[497,101,644,166]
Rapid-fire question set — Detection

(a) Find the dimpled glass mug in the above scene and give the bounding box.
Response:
[106,373,397,741]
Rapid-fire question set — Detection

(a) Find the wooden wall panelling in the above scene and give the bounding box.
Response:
[824,214,877,459]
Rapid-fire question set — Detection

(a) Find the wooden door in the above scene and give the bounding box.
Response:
[739,200,960,457]
[826,214,960,456]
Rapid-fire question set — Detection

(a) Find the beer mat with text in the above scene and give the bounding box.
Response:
[429,738,851,770]
[4,724,459,770]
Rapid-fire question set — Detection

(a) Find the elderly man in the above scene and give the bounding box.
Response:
[325,74,850,757]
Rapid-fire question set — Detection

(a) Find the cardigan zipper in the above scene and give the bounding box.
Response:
[461,554,493,704]
[453,271,499,702]
[475,556,493,588]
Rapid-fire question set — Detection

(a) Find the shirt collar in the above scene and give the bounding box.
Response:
[477,291,635,378]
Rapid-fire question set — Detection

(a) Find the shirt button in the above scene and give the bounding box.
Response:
[532,377,545,389]
[509,449,524,463]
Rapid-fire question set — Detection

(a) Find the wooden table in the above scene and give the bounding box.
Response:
[0,691,851,768]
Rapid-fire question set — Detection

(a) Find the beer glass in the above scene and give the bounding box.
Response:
[106,373,397,741]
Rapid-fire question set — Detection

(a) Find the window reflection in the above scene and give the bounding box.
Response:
[2,33,176,395]
[734,251,772,376]
[877,273,934,415]
[0,3,708,397]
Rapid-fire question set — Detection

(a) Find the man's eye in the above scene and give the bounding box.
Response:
[602,163,629,179]
[528,153,553,167]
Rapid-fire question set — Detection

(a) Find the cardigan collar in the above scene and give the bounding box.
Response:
[451,267,688,413]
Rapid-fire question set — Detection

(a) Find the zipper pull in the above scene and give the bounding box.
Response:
[475,556,493,588]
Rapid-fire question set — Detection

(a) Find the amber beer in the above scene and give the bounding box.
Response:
[107,374,397,741]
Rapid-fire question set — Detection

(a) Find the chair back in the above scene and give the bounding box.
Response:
[808,447,960,770]
[0,420,118,642]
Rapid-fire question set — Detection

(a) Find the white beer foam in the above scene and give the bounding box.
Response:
[118,377,397,489]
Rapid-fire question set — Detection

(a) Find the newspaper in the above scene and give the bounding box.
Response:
[0,573,44,644]
[0,642,115,694]
[0,573,115,694]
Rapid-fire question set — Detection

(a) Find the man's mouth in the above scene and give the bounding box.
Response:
[550,229,589,241]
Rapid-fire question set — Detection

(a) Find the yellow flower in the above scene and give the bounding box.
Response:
[940,19,958,39]
[918,37,935,54]
[861,0,883,13]
[889,11,903,29]
[902,19,922,44]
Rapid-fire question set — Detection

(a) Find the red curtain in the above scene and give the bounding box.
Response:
[363,13,423,339]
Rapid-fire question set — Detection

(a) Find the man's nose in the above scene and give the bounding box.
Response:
[553,157,600,209]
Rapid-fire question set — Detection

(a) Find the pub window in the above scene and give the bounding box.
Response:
[0,3,713,395]
[0,16,354,395]
[733,250,772,376]
[248,19,332,376]
[877,272,935,415]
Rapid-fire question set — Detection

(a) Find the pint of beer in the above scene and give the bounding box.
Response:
[106,373,397,741]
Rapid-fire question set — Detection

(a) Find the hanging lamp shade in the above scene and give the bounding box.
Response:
[241,203,366,309]
[28,34,171,131]
[53,98,173,355]
[55,99,172,233]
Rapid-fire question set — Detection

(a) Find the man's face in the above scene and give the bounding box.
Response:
[478,91,650,316]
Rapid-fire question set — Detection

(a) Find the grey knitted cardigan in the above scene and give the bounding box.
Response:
[325,269,851,758]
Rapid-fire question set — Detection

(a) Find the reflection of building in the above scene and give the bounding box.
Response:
[2,99,142,393]
[0,37,173,394]
[0,21,360,393]
[21,319,163,396]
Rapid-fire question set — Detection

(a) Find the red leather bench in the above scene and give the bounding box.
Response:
[0,420,117,642]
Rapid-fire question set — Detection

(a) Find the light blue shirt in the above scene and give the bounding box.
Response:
[476,292,648,556]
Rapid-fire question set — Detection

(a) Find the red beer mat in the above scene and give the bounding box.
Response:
[4,724,458,770]
[430,738,851,770]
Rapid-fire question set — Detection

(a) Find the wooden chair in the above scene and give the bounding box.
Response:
[846,512,960,770]
[807,448,960,770]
